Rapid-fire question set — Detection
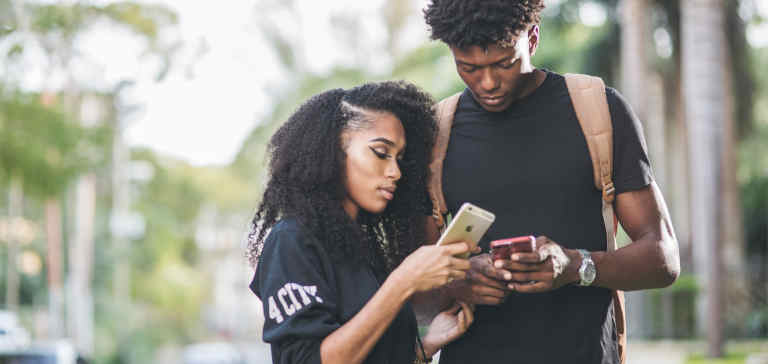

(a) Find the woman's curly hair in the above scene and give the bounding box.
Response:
[424,0,545,49]
[246,81,437,277]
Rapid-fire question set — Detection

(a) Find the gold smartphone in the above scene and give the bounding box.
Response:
[436,203,495,258]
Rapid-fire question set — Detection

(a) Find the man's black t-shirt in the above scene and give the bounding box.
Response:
[250,218,417,364]
[440,71,653,364]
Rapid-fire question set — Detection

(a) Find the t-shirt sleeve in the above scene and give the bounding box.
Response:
[253,222,340,364]
[607,87,654,194]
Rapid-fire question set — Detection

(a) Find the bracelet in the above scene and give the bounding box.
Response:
[413,354,432,364]
[414,335,432,364]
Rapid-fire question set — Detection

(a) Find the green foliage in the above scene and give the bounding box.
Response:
[0,88,110,197]
[741,175,768,337]
[28,3,88,37]
[739,46,768,338]
[535,0,620,83]
[666,273,699,294]
[27,2,177,42]
[648,273,698,338]
[119,149,212,356]
[232,67,369,183]
[101,2,178,40]
[390,43,463,97]
[130,149,203,271]
[4,1,179,83]
[1,1,182,362]
[746,305,768,338]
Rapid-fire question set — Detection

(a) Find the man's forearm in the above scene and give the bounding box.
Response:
[587,182,680,291]
[567,234,680,291]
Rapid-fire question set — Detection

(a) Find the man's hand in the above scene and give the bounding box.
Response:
[445,253,511,305]
[494,236,581,293]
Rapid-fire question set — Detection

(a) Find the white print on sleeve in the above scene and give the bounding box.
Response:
[267,283,325,324]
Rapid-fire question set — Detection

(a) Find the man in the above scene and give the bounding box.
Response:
[419,1,681,363]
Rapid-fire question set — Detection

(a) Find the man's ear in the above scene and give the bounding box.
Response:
[529,24,540,56]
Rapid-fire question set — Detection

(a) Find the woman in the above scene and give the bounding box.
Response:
[247,81,474,364]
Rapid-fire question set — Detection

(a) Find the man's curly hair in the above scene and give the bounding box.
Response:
[246,81,437,278]
[424,0,545,49]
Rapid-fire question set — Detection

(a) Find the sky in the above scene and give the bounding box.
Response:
[122,0,400,166]
[123,0,402,165]
[7,0,768,166]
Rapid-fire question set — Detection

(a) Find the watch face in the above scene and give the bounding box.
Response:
[584,263,596,283]
[579,252,597,286]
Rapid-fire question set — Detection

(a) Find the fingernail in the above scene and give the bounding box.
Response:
[494,261,503,268]
[512,254,520,261]
[504,272,512,280]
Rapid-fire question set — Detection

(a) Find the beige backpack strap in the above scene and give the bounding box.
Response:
[564,74,616,248]
[428,92,462,230]
[565,73,627,364]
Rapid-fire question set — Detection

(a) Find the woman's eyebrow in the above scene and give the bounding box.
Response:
[368,137,395,146]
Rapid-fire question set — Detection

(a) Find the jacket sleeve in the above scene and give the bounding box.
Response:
[254,223,340,364]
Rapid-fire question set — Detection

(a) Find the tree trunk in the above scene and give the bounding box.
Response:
[112,116,131,304]
[720,11,748,335]
[670,79,693,278]
[620,0,648,123]
[681,0,726,357]
[5,175,23,311]
[67,174,95,357]
[45,198,64,338]
[620,0,653,339]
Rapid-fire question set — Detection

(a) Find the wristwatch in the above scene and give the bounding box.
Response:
[577,249,596,286]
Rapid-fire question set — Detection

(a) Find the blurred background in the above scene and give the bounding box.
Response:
[0,0,766,363]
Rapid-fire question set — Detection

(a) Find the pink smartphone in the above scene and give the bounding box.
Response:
[490,235,536,261]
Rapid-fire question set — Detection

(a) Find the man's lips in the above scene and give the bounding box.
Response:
[480,95,505,105]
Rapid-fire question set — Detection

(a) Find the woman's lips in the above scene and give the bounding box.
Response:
[379,187,395,201]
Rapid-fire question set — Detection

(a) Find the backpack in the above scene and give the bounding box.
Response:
[426,73,627,363]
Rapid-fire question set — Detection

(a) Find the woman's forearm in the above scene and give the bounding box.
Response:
[320,271,414,364]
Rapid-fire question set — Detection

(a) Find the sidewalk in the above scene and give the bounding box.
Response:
[627,340,768,364]
[628,341,687,364]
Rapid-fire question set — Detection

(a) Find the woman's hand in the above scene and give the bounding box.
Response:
[392,243,472,294]
[421,301,475,358]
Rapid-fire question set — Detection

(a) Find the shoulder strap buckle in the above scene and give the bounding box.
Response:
[602,181,616,203]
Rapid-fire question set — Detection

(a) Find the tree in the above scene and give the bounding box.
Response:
[1,0,178,358]
[681,0,727,357]
[0,88,106,311]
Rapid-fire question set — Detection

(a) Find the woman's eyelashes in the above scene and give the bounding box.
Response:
[369,146,404,162]
[369,146,389,160]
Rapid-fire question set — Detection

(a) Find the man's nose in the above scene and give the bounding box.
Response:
[480,68,500,92]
